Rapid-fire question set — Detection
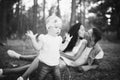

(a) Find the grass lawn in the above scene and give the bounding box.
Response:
[0,39,120,80]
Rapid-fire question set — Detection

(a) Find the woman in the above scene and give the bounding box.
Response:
[0,22,104,77]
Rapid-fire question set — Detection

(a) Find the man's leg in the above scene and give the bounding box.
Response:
[81,59,103,71]
[81,45,103,71]
[81,65,98,71]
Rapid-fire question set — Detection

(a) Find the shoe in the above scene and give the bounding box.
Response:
[0,69,3,76]
[17,76,24,80]
[7,50,21,59]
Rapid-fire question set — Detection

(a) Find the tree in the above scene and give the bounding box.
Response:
[2,0,7,40]
[56,0,61,17]
[40,0,47,34]
[0,0,18,40]
[33,0,38,33]
[70,0,76,27]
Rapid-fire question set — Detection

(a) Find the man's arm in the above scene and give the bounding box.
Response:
[89,43,104,59]
[88,43,104,65]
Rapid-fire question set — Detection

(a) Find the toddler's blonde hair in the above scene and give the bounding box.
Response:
[46,14,62,29]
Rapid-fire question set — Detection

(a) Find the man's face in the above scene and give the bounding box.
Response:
[88,29,96,47]
[88,29,93,37]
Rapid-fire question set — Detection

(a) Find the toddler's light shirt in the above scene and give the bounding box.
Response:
[37,34,62,66]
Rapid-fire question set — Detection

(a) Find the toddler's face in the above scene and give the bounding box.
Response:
[46,15,62,36]
[48,24,62,36]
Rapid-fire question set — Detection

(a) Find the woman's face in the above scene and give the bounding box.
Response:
[78,25,85,38]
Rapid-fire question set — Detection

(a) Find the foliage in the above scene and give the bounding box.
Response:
[83,0,120,36]
[0,0,120,39]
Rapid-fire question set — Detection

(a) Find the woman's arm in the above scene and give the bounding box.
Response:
[17,57,40,80]
[60,40,70,51]
[60,33,72,51]
[61,40,87,61]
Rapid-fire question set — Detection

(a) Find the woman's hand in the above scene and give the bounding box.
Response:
[26,30,38,39]
[65,33,73,42]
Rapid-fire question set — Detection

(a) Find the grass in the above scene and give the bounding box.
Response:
[0,38,120,80]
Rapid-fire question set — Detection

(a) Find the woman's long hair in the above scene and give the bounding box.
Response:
[63,23,81,52]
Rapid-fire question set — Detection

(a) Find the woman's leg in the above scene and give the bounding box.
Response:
[59,58,72,80]
[19,55,37,61]
[59,58,66,69]
[2,64,30,75]
[19,57,39,80]
[7,50,37,61]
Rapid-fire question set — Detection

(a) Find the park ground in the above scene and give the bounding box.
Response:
[0,35,120,80]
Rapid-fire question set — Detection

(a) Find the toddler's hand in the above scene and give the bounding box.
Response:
[65,33,73,42]
[17,76,24,80]
[26,30,38,39]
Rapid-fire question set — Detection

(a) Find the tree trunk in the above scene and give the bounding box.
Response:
[33,0,38,33]
[42,0,47,33]
[117,14,120,39]
[70,0,76,27]
[43,0,45,25]
[37,0,46,34]
[117,27,120,39]
[2,0,7,40]
[81,0,85,25]
[56,0,61,17]
[18,0,23,38]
